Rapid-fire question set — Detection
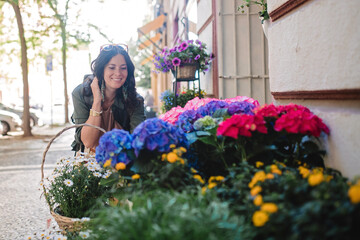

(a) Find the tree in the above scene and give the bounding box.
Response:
[0,0,32,136]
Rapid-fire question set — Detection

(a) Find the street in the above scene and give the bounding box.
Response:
[0,124,75,239]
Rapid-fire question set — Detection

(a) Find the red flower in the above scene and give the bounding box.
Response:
[217,114,268,138]
[278,103,311,114]
[253,104,281,118]
[274,110,329,137]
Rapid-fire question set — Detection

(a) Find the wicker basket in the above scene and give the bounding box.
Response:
[41,123,106,233]
[175,63,198,79]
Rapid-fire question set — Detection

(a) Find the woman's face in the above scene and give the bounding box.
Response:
[103,54,128,91]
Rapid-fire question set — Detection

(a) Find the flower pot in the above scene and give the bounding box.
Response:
[262,19,270,39]
[172,63,198,79]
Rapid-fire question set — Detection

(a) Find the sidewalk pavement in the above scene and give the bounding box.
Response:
[0,123,75,239]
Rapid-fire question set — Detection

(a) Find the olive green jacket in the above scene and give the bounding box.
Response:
[71,82,145,152]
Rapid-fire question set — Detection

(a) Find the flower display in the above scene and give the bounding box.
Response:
[153,39,214,74]
[95,129,134,168]
[44,94,359,239]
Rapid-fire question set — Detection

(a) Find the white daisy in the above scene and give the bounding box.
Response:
[79,231,90,239]
[63,179,73,186]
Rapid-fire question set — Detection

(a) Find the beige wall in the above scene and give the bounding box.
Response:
[268,0,360,178]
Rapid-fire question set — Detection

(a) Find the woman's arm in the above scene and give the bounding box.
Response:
[80,77,103,149]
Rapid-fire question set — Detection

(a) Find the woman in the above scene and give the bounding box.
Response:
[71,44,145,153]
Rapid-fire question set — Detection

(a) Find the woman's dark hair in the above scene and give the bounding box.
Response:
[83,46,140,112]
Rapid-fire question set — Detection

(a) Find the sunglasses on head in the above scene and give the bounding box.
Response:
[100,43,128,53]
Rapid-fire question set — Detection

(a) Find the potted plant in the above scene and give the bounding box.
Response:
[239,0,270,37]
[153,39,215,78]
[42,154,110,232]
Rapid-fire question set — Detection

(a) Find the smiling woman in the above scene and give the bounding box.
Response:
[71,44,146,154]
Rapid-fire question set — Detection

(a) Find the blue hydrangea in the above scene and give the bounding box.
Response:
[227,101,256,116]
[196,100,230,117]
[175,109,203,133]
[131,118,188,157]
[95,129,134,167]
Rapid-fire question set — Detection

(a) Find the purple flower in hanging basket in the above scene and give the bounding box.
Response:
[131,118,188,157]
[194,54,200,60]
[172,57,181,67]
[180,41,189,51]
[95,129,134,167]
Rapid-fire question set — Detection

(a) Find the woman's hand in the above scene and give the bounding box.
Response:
[90,77,102,104]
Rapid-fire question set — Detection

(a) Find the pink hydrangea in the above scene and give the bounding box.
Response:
[158,106,185,125]
[224,96,260,107]
[183,97,217,110]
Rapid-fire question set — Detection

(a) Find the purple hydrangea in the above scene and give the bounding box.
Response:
[131,118,188,157]
[175,109,203,133]
[227,101,256,116]
[95,129,134,167]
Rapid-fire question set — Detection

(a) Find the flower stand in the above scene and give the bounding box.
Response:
[172,63,201,106]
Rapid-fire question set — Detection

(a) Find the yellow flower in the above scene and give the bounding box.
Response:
[270,165,282,175]
[201,186,207,195]
[103,159,112,168]
[298,166,310,178]
[308,172,324,186]
[248,179,256,189]
[209,176,225,183]
[248,171,266,188]
[252,210,269,227]
[178,158,185,165]
[191,168,198,173]
[250,186,262,196]
[167,152,178,163]
[215,176,225,181]
[208,182,217,189]
[131,174,140,180]
[170,144,176,148]
[255,161,264,168]
[115,162,126,170]
[193,174,205,184]
[266,173,274,179]
[325,175,333,182]
[161,153,166,161]
[253,195,263,206]
[348,184,360,204]
[179,147,187,153]
[261,203,278,213]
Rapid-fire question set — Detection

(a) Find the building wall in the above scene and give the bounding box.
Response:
[267,0,360,178]
[214,0,271,104]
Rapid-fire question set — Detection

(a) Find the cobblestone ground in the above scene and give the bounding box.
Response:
[0,124,74,239]
[0,169,53,239]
